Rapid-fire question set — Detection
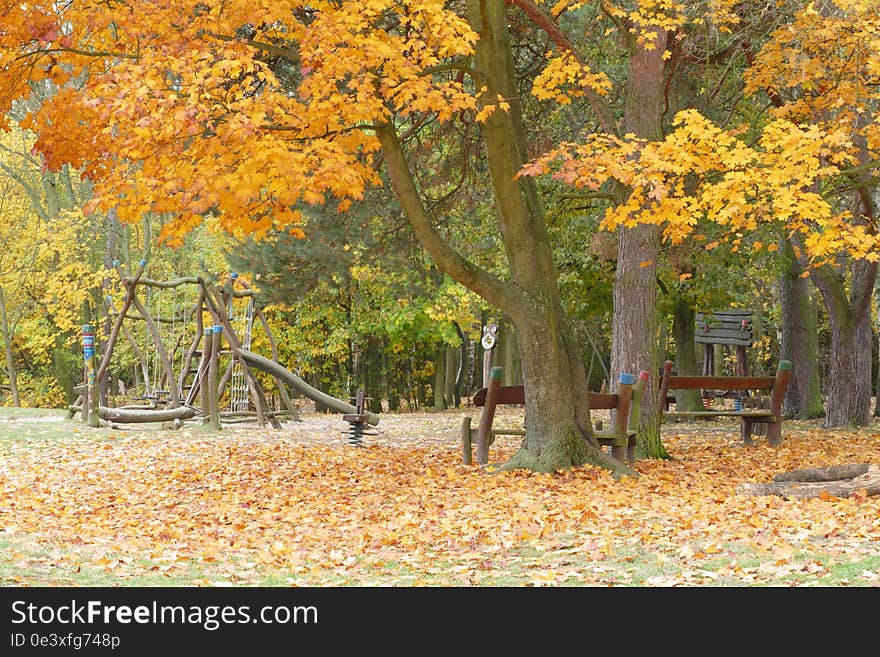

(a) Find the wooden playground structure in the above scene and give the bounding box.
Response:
[70,261,379,430]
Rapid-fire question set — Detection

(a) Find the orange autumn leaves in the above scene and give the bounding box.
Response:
[1,418,879,586]
[0,1,479,246]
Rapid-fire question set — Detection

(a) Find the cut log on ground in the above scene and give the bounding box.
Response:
[98,405,197,424]
[736,463,879,499]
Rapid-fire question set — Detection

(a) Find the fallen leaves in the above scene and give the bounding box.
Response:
[0,410,878,586]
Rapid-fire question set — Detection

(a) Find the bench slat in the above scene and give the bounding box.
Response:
[473,385,621,410]
[665,411,776,420]
[665,375,776,390]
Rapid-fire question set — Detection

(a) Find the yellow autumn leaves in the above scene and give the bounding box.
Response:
[1,413,879,585]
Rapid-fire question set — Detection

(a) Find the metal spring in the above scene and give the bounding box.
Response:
[342,420,376,447]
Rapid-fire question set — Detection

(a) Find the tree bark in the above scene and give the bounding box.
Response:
[809,258,876,427]
[444,344,458,408]
[433,344,446,411]
[612,26,668,460]
[670,297,702,411]
[779,241,824,419]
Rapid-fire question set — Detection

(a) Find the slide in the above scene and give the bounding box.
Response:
[238,349,380,426]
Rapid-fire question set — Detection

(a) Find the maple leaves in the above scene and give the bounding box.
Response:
[521,109,869,262]
[0,410,878,585]
[0,1,484,246]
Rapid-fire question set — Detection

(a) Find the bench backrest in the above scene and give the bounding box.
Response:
[472,368,650,441]
[658,359,792,411]
[473,386,628,410]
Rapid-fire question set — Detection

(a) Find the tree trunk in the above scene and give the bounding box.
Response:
[375,0,635,476]
[810,259,876,427]
[499,320,522,386]
[875,327,880,417]
[612,26,668,460]
[779,243,824,419]
[433,344,446,411]
[454,323,468,403]
[444,344,458,408]
[670,297,702,411]
[0,286,20,407]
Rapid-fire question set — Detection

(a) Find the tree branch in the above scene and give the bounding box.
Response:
[374,119,519,312]
[506,0,616,134]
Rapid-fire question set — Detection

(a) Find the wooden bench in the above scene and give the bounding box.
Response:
[461,366,650,465]
[657,359,792,446]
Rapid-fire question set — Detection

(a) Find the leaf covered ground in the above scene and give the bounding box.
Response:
[0,407,878,587]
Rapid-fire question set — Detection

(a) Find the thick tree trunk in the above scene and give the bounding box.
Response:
[376,0,635,476]
[810,259,876,427]
[499,320,522,386]
[824,306,872,426]
[670,297,702,411]
[612,26,668,460]
[779,243,824,419]
[875,328,880,417]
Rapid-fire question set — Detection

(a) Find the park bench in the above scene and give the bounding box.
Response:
[461,366,650,465]
[657,359,792,446]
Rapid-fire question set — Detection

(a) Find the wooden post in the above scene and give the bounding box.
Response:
[208,325,223,430]
[766,360,792,447]
[461,416,473,464]
[200,328,213,425]
[626,370,650,463]
[476,366,502,465]
[82,324,98,426]
[611,372,635,462]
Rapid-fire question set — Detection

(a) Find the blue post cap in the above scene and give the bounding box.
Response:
[82,324,95,332]
[112,259,120,267]
[489,366,503,379]
[230,272,238,279]
[140,259,147,266]
[212,325,223,333]
[619,372,636,385]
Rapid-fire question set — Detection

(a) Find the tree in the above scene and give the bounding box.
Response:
[742,0,880,426]
[0,1,643,475]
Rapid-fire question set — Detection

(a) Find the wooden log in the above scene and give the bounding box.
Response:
[98,405,197,424]
[200,328,213,424]
[773,463,871,482]
[202,281,280,429]
[736,464,880,499]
